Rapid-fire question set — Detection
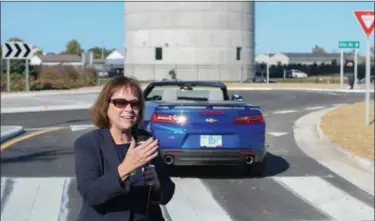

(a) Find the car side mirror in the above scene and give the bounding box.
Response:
[231,94,243,101]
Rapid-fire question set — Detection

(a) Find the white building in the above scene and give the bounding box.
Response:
[106,49,125,66]
[124,2,256,81]
[106,49,125,60]
[29,54,83,66]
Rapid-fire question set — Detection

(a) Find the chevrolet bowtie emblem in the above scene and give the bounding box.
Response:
[206,118,217,123]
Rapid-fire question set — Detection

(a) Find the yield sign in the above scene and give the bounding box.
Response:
[354,10,374,38]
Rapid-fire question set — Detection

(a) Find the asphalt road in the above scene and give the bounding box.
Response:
[1,90,374,221]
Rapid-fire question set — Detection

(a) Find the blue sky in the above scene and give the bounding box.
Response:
[1,1,374,55]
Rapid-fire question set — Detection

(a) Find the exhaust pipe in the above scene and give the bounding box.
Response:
[164,155,174,165]
[244,156,254,165]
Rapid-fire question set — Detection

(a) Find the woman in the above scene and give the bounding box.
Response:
[73,76,175,221]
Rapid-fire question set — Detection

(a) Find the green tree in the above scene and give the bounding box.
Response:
[34,50,43,55]
[62,39,83,55]
[312,45,325,53]
[8,37,23,42]
[87,47,113,59]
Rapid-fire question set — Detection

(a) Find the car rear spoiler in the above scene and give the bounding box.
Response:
[155,101,261,111]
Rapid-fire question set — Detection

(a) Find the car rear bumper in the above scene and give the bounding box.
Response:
[159,148,266,166]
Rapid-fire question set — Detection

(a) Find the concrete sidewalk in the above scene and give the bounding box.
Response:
[1,126,25,144]
[293,107,374,196]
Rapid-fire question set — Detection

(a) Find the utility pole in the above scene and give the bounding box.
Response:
[101,40,104,59]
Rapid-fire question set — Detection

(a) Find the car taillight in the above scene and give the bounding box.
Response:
[234,114,264,124]
[151,113,187,124]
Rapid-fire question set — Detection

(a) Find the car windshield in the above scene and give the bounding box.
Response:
[145,85,225,102]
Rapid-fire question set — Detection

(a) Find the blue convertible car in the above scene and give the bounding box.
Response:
[141,81,266,174]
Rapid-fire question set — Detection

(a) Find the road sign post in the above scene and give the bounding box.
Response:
[25,59,30,91]
[1,41,34,92]
[354,10,374,125]
[266,51,270,84]
[340,49,344,88]
[354,49,358,89]
[6,59,10,92]
[338,40,360,89]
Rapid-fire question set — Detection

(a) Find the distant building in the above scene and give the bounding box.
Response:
[255,52,354,66]
[107,49,125,60]
[106,49,125,66]
[30,54,83,66]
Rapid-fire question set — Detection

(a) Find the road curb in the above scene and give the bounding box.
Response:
[0,126,25,144]
[316,108,375,173]
[294,107,374,196]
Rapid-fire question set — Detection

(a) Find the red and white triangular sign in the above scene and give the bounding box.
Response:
[354,10,374,38]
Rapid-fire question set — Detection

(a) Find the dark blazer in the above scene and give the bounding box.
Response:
[73,128,175,221]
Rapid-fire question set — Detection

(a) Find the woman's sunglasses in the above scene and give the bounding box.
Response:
[109,98,140,109]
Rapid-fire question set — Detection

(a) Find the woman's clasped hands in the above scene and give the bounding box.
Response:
[118,137,159,181]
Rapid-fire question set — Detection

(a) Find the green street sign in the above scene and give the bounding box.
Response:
[338,41,360,49]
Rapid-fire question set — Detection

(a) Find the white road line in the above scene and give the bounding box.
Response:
[304,106,326,110]
[1,177,41,221]
[268,132,289,137]
[273,109,299,114]
[70,124,96,132]
[327,92,338,95]
[1,178,6,201]
[58,178,72,221]
[290,220,334,221]
[165,178,198,221]
[28,178,66,221]
[166,178,234,221]
[273,176,374,221]
[1,177,67,221]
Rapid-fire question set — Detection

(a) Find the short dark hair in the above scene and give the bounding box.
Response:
[90,76,145,131]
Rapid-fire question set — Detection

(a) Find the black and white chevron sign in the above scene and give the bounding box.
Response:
[2,42,34,59]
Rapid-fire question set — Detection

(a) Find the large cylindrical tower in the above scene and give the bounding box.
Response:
[124,2,255,82]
